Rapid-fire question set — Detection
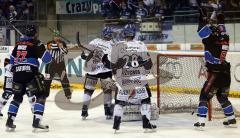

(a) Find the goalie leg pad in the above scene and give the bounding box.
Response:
[84,74,98,91]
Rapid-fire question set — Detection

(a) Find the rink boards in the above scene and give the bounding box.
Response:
[0,46,240,97]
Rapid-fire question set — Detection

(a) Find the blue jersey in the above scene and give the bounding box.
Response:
[10,37,51,75]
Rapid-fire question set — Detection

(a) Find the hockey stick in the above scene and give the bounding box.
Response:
[48,27,71,43]
[76,32,92,52]
[6,20,24,36]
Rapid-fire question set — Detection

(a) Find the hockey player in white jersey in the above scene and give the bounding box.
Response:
[80,27,116,120]
[0,58,36,118]
[103,24,156,133]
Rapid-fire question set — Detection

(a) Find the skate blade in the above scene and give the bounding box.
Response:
[114,129,119,134]
[194,126,204,131]
[32,128,49,133]
[6,127,15,132]
[82,117,87,120]
[106,116,112,120]
[144,128,157,133]
[224,124,238,128]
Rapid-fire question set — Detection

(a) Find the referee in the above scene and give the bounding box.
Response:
[45,30,72,99]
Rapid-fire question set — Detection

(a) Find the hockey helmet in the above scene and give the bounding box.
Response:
[122,24,136,38]
[24,25,37,37]
[102,26,114,39]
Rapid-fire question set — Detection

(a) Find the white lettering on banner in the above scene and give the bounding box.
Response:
[56,1,101,15]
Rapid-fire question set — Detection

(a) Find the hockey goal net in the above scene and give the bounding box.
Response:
[156,52,239,120]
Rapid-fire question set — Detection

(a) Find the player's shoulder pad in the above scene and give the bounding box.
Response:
[198,25,212,39]
[135,40,145,45]
[89,38,101,45]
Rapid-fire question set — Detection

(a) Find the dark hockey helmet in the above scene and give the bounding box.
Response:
[122,24,136,38]
[24,25,37,37]
[102,26,113,39]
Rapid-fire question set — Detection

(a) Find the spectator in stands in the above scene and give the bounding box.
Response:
[102,0,122,19]
[127,0,139,18]
[136,0,149,20]
[230,0,240,9]
[8,5,18,22]
[102,0,111,18]
[120,1,131,20]
[189,0,198,9]
[110,0,122,18]
[152,0,163,17]
[0,9,7,26]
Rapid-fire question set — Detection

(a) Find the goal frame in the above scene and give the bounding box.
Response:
[156,53,213,121]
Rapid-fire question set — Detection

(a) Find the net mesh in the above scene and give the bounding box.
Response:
[156,53,240,119]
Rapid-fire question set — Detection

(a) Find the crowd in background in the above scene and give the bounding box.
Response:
[0,0,34,25]
[101,0,240,21]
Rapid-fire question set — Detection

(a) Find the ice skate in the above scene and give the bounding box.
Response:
[106,115,112,120]
[65,91,72,100]
[194,122,205,131]
[142,115,157,133]
[113,116,121,134]
[223,118,237,128]
[6,118,16,132]
[32,118,49,133]
[81,105,88,120]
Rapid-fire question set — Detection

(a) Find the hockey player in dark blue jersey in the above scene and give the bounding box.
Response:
[6,25,52,132]
[0,58,36,118]
[194,5,237,130]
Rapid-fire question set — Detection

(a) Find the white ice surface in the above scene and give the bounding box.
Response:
[0,90,240,138]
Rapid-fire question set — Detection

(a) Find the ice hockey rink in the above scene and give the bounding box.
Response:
[0,89,240,138]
